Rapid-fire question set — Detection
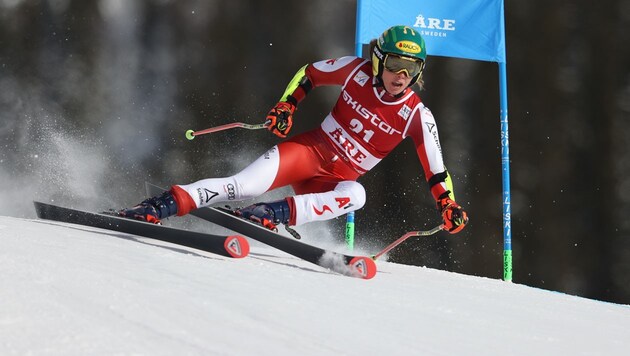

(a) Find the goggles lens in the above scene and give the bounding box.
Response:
[383,54,423,77]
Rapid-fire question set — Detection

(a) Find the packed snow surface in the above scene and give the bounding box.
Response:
[1,215,628,355]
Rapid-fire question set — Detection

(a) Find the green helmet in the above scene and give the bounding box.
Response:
[372,25,427,86]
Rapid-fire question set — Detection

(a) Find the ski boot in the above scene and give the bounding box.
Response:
[236,199,291,232]
[117,191,178,224]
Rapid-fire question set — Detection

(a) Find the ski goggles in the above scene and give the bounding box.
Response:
[383,54,424,78]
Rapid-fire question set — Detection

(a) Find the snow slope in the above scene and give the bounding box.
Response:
[1,215,629,355]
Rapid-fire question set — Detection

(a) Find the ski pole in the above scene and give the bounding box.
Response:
[371,225,444,260]
[185,121,270,140]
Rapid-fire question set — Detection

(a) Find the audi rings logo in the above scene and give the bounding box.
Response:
[226,184,236,200]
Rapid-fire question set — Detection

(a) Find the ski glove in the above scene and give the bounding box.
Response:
[437,195,469,234]
[266,101,295,138]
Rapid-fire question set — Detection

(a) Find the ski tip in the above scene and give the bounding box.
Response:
[349,256,377,280]
[224,235,250,258]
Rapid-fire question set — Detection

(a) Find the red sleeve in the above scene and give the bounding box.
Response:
[290,56,366,104]
[306,56,365,87]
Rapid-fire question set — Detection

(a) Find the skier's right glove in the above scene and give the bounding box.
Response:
[266,101,295,138]
[437,193,469,234]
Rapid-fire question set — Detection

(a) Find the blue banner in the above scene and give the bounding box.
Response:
[356,0,506,62]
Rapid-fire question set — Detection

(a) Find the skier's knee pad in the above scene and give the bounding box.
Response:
[334,181,366,211]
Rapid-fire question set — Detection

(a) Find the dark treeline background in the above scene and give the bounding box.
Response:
[1,0,629,304]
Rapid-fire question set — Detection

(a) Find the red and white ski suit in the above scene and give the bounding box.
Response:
[171,56,449,226]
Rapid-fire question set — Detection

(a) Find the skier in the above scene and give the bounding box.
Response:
[118,25,469,234]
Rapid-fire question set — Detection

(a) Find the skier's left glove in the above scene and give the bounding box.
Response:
[437,193,468,234]
[266,101,295,138]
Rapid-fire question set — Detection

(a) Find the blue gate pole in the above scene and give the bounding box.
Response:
[499,61,512,282]
[346,5,365,252]
[345,211,355,251]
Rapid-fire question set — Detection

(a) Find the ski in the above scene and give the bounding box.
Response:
[146,183,377,279]
[33,201,249,259]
